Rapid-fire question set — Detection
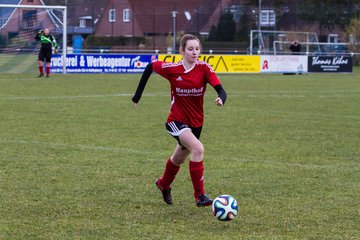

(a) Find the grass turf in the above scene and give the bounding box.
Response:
[0,70,359,239]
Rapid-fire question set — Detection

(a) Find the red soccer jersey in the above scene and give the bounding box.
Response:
[152,60,221,128]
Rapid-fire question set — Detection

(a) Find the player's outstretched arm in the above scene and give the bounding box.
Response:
[34,30,42,40]
[52,36,59,53]
[132,63,153,106]
[213,84,227,106]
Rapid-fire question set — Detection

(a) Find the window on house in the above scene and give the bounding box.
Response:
[123,8,130,22]
[328,34,339,43]
[260,10,275,27]
[109,9,116,22]
[79,19,86,28]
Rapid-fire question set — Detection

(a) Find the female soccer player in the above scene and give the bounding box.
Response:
[34,28,58,78]
[132,34,227,207]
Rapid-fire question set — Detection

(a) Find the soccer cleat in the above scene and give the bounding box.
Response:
[195,194,213,207]
[155,178,172,205]
[38,73,44,78]
[46,75,50,78]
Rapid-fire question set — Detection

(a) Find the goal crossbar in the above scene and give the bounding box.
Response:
[0,4,67,74]
[0,4,66,9]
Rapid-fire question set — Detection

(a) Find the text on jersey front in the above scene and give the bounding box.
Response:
[176,87,204,96]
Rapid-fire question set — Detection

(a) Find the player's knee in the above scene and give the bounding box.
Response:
[171,156,186,165]
[191,142,204,158]
[171,153,187,165]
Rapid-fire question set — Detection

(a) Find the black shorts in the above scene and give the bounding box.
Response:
[38,48,52,63]
[165,121,202,146]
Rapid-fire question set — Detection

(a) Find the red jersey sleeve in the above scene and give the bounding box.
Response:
[152,61,171,80]
[204,62,221,87]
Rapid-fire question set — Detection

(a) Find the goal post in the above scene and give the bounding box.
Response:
[249,30,319,55]
[0,3,67,74]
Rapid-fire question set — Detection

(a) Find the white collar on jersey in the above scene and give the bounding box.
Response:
[182,60,196,73]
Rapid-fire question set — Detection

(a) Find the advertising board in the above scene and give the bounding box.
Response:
[308,56,352,73]
[158,54,260,73]
[260,55,308,73]
[51,54,156,73]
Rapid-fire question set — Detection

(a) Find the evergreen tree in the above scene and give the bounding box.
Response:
[216,12,236,41]
[299,0,360,31]
[237,13,250,42]
[208,25,218,41]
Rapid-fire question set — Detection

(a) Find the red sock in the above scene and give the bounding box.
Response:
[189,160,205,198]
[46,66,50,76]
[39,66,43,74]
[160,158,180,190]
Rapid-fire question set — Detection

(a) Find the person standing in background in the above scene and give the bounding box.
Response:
[34,28,58,78]
[289,40,301,55]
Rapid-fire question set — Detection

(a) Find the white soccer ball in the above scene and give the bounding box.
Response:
[211,195,238,221]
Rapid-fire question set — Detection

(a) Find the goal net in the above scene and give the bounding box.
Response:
[273,41,351,55]
[249,30,319,55]
[0,3,67,75]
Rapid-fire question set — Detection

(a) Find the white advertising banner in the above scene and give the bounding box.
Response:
[260,55,308,73]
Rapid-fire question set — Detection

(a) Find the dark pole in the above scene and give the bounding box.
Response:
[197,3,199,35]
[172,0,177,53]
[111,4,114,47]
[111,22,114,45]
[18,7,20,32]
[153,7,155,50]
[132,4,134,51]
[92,0,94,33]
[295,0,297,31]
[258,0,262,53]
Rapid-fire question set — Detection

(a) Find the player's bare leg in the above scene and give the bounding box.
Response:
[178,131,203,161]
[171,144,191,165]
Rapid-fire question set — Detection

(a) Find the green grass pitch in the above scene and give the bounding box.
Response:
[0,70,359,239]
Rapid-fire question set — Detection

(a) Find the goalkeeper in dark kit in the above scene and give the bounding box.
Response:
[34,28,58,78]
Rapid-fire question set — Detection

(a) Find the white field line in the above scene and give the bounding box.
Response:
[228,90,360,98]
[0,90,359,100]
[246,94,360,98]
[228,90,360,94]
[0,93,168,100]
[0,138,149,155]
[222,156,360,169]
[237,108,360,120]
